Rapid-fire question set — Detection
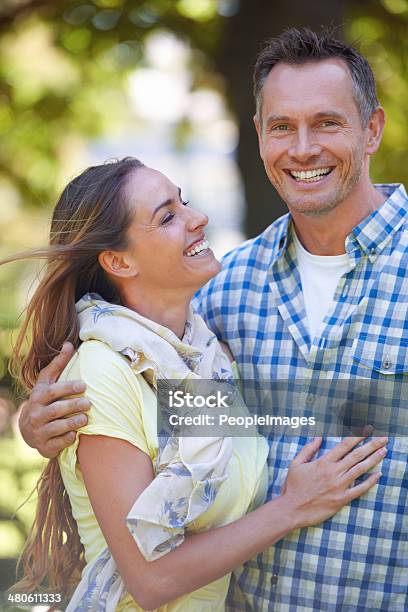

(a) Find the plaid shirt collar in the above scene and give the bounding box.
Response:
[349,183,407,259]
[270,183,407,266]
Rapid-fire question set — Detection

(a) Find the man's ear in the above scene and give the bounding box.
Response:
[366,107,385,155]
[253,114,265,161]
[98,251,138,278]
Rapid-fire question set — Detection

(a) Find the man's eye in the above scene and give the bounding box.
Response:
[271,124,289,131]
[320,120,338,127]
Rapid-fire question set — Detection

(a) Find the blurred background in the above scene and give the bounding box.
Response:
[0,0,407,600]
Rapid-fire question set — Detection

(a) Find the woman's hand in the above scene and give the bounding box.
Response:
[281,435,387,529]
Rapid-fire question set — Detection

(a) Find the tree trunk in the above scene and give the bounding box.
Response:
[216,0,347,237]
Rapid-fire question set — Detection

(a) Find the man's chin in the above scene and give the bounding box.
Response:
[285,194,340,217]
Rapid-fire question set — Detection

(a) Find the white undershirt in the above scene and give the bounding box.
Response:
[292,228,350,339]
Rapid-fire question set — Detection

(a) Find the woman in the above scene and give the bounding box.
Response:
[5,158,386,611]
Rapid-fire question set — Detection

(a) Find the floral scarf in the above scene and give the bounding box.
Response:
[66,293,233,611]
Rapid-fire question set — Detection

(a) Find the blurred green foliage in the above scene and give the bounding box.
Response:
[347,0,408,183]
[0,0,406,592]
[0,426,43,585]
[0,0,223,211]
[0,434,43,554]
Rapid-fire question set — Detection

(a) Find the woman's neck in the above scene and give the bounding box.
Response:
[121,288,191,339]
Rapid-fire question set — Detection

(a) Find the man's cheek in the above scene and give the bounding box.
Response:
[268,166,284,188]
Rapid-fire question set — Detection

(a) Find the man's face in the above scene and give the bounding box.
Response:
[255,59,374,217]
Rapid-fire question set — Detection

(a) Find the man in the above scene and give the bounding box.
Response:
[19,28,407,610]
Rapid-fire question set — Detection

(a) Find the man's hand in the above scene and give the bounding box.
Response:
[18,343,91,459]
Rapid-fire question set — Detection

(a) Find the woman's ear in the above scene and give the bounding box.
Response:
[98,251,138,278]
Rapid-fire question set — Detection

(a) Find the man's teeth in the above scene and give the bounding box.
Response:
[186,239,209,257]
[290,167,331,181]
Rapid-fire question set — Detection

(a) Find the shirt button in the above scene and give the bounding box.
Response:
[306,393,315,405]
[382,356,392,370]
[270,574,278,587]
[342,284,349,298]
[370,247,376,256]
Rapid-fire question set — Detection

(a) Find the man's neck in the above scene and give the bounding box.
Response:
[291,183,386,255]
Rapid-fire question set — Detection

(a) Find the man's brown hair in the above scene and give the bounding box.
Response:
[254,27,380,127]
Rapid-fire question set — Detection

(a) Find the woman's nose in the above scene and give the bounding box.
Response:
[187,208,209,231]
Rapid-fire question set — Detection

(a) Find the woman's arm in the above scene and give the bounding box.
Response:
[77,433,386,611]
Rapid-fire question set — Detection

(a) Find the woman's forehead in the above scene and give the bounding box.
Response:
[125,166,179,215]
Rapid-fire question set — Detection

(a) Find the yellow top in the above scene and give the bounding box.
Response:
[58,340,268,611]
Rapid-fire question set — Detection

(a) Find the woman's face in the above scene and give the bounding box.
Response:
[121,166,221,295]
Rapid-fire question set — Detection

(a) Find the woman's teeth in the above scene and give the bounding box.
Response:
[186,239,209,257]
[290,167,331,182]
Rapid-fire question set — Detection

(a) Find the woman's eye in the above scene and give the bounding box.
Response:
[160,200,189,224]
[161,212,175,225]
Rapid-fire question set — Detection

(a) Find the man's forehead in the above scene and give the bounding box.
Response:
[260,58,355,116]
[264,57,352,85]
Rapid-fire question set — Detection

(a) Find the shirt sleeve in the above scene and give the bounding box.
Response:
[60,340,151,462]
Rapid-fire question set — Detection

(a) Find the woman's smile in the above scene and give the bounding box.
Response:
[184,237,211,257]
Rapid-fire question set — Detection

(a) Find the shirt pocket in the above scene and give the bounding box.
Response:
[351,335,408,436]
[352,335,408,375]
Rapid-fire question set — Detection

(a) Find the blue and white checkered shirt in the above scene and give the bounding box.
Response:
[194,184,408,611]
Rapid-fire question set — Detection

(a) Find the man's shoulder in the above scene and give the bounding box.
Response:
[193,213,290,310]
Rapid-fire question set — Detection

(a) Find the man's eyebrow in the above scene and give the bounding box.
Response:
[265,114,291,127]
[313,110,347,122]
[264,110,347,127]
[151,187,182,221]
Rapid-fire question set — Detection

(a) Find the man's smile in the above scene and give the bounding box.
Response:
[283,166,336,185]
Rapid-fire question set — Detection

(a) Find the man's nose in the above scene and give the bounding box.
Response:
[288,128,322,162]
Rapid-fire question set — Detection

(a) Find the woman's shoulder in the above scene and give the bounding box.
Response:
[77,338,128,363]
[61,339,143,396]
[59,340,156,459]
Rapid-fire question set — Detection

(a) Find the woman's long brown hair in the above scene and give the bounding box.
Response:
[3,157,144,597]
